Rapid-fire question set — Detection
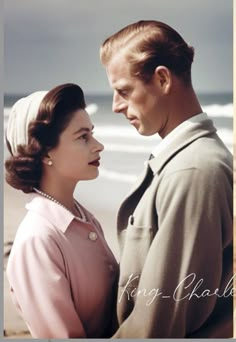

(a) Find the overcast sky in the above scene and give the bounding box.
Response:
[4,0,233,95]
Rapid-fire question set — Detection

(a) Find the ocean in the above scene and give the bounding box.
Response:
[3,92,234,250]
[3,92,233,188]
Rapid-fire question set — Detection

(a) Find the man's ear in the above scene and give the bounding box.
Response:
[153,66,172,94]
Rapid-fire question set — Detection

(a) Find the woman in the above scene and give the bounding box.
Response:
[5,83,118,338]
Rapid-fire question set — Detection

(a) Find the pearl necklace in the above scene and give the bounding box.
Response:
[33,188,87,222]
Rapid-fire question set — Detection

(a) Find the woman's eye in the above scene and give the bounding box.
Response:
[78,131,94,141]
[79,134,88,141]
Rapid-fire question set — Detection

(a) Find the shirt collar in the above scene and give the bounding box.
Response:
[149,114,216,175]
[25,193,77,233]
[151,112,209,158]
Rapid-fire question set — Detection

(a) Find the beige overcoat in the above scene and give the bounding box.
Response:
[114,118,233,338]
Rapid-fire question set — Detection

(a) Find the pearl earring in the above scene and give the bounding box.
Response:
[48,160,53,166]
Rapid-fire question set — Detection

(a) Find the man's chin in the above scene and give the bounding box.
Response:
[136,126,156,136]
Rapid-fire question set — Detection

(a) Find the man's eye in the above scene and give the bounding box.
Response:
[118,89,128,97]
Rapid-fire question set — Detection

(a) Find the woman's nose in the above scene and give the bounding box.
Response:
[93,138,104,152]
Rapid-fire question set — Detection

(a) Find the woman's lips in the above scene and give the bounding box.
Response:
[88,158,100,167]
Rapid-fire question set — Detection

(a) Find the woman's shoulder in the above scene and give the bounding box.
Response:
[7,211,63,270]
[12,209,58,249]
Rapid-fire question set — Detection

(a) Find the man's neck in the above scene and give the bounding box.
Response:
[159,86,202,139]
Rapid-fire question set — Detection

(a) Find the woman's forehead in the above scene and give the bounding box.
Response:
[66,109,93,130]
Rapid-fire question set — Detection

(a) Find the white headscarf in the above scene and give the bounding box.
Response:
[6,91,48,156]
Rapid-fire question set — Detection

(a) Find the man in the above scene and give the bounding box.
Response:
[100,20,233,338]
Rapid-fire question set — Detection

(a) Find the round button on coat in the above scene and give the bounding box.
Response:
[88,232,98,241]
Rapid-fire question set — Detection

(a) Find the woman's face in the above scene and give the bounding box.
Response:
[46,109,104,183]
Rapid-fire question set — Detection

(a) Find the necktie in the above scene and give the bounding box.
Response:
[149,153,154,160]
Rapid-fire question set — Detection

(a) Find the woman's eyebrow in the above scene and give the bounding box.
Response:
[73,125,94,135]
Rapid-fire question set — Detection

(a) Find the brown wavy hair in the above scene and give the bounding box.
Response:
[5,83,86,193]
[100,20,194,84]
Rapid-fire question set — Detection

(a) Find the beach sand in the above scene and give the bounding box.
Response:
[4,182,31,338]
[4,168,236,338]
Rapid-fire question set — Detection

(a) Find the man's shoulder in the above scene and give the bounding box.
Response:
[158,134,232,184]
[168,133,232,169]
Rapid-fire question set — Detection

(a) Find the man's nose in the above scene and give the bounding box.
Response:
[112,92,126,113]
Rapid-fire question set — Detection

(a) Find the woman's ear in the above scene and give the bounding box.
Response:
[42,154,53,166]
[153,66,172,94]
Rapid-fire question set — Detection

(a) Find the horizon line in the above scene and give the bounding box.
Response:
[4,90,234,98]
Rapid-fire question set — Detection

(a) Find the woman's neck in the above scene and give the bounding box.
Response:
[39,177,77,214]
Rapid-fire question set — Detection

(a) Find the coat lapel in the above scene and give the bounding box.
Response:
[117,118,217,232]
[149,119,216,175]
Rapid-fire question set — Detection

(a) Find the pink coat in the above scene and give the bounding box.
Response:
[7,193,118,338]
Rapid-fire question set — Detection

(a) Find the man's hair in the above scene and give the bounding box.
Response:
[100,20,195,84]
[5,83,86,193]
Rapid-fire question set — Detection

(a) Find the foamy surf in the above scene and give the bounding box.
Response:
[4,102,233,119]
[3,102,233,184]
[202,103,233,117]
[86,103,98,115]
[4,103,98,117]
[99,167,138,183]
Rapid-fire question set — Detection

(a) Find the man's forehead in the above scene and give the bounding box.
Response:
[106,54,132,87]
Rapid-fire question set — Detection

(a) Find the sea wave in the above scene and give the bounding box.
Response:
[94,126,232,146]
[4,107,11,118]
[4,109,233,151]
[3,103,233,185]
[202,103,233,117]
[104,143,156,153]
[99,167,138,183]
[215,128,233,145]
[3,103,98,118]
[94,126,156,140]
[4,102,233,119]
[98,127,233,184]
[85,103,98,115]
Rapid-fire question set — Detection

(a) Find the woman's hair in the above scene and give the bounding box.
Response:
[100,20,194,84]
[5,83,86,193]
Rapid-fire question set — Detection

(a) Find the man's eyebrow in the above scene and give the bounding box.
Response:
[73,125,94,135]
[115,83,130,90]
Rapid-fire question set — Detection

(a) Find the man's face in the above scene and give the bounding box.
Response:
[106,53,168,136]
